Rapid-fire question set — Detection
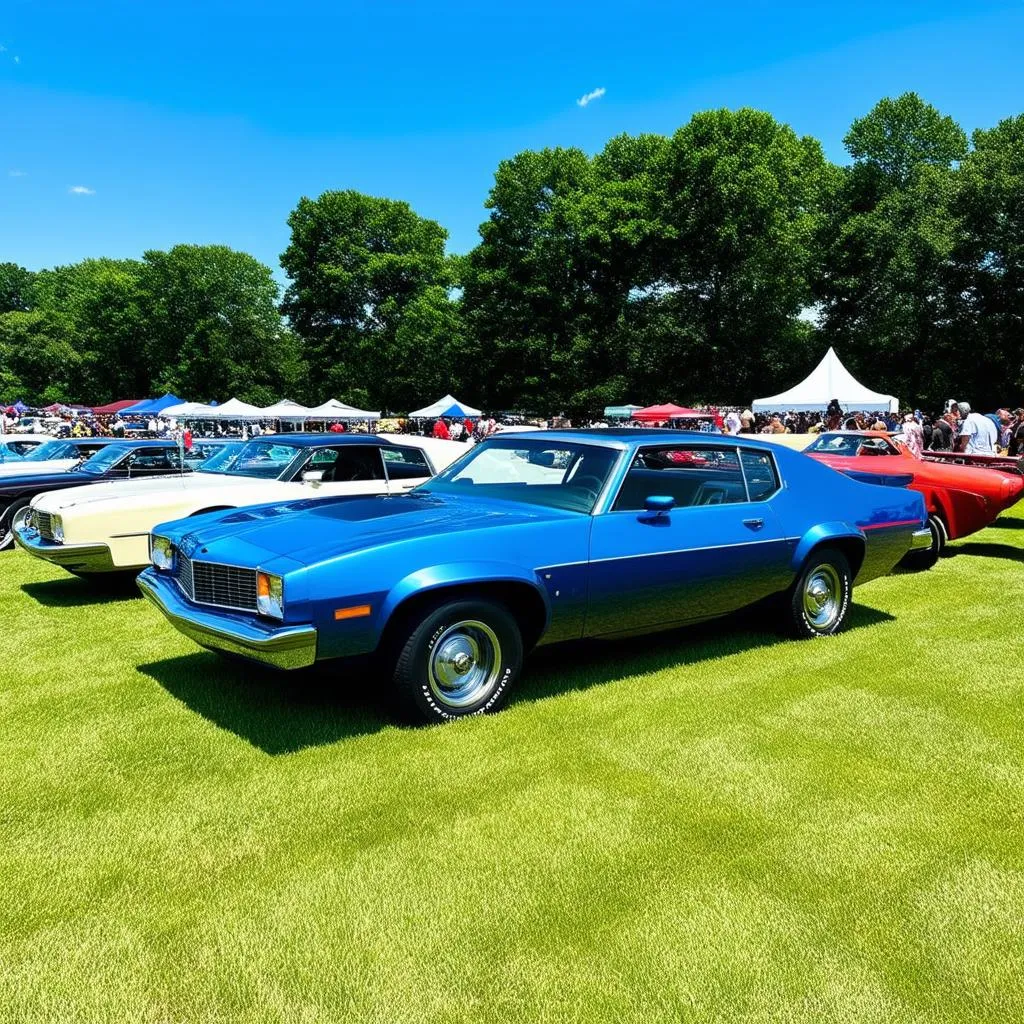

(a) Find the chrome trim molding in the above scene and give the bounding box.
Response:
[12,509,116,572]
[909,528,933,550]
[138,569,317,670]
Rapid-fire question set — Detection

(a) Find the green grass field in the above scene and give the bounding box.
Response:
[2,516,1023,1023]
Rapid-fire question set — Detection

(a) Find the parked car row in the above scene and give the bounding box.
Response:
[4,429,1021,723]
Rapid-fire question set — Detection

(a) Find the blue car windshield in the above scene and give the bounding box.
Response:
[217,440,305,479]
[418,437,620,513]
[79,443,135,475]
[21,440,78,461]
[194,442,244,474]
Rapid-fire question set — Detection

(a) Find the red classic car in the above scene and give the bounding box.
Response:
[804,431,1024,568]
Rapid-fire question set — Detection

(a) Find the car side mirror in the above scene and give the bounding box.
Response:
[644,495,674,515]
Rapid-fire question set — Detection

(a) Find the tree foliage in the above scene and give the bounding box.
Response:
[280,191,457,411]
[4,94,1024,414]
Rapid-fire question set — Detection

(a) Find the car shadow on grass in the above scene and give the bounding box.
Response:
[990,516,1024,530]
[22,574,143,607]
[946,541,1024,563]
[139,653,390,754]
[514,603,897,706]
[140,604,895,753]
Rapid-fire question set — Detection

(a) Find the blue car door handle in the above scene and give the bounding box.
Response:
[742,517,765,530]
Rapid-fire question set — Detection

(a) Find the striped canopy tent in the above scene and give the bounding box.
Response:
[408,395,482,419]
[603,404,644,419]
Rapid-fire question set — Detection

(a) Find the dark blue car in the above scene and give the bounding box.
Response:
[140,430,930,722]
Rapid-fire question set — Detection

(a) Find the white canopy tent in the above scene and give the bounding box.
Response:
[408,394,482,418]
[751,347,898,414]
[304,399,381,421]
[258,399,309,420]
[204,398,266,420]
[160,401,217,418]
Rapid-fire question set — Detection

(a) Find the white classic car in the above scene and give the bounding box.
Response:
[13,433,466,577]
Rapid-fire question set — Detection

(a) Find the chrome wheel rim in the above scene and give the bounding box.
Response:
[428,620,502,709]
[803,565,842,631]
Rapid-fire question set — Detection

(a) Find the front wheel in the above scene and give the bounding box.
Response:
[787,547,852,639]
[390,598,523,722]
[0,499,30,551]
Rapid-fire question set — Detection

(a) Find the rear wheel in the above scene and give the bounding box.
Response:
[787,547,852,638]
[900,514,944,571]
[390,598,523,723]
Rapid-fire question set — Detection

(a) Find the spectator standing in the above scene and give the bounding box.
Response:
[957,403,998,454]
[449,419,464,441]
[902,414,925,458]
[739,408,754,433]
[724,409,741,435]
[433,418,450,440]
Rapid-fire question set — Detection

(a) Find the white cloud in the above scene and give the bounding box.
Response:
[69,185,95,195]
[576,86,606,108]
[8,169,27,177]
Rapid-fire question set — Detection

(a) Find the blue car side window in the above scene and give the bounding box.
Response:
[612,446,747,511]
[738,450,781,502]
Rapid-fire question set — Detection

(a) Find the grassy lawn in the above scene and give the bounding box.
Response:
[2,515,1023,1023]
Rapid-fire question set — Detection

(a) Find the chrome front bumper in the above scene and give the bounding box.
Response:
[909,528,933,550]
[137,568,318,670]
[13,509,117,573]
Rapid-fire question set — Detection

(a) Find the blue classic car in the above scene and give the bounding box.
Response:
[139,430,930,722]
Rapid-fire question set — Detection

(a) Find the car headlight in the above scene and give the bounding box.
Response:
[151,535,175,571]
[51,514,64,544]
[256,571,284,620]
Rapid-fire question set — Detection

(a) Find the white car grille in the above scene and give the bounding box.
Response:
[35,511,57,541]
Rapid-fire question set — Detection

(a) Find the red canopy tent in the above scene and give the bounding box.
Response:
[91,399,143,415]
[631,403,703,422]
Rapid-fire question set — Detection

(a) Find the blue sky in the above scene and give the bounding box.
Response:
[2,0,1023,284]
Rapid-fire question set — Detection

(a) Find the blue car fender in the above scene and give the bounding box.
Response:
[379,560,553,632]
[790,521,865,575]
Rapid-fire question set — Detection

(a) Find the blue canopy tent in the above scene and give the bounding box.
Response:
[440,402,476,418]
[120,393,185,416]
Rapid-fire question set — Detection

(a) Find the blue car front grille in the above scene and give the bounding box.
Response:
[174,552,257,613]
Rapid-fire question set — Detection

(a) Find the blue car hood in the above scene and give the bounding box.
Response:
[167,493,576,568]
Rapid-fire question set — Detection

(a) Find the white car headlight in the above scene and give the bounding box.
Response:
[51,514,64,544]
[151,535,175,571]
[256,571,284,620]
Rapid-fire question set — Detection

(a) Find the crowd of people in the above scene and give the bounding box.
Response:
[5,400,1024,458]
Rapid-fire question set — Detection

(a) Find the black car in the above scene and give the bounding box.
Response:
[0,439,220,550]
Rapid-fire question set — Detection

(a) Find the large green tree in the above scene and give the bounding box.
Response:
[0,310,83,405]
[280,191,458,411]
[0,263,36,314]
[947,114,1024,405]
[648,108,830,402]
[32,258,148,402]
[816,93,968,406]
[141,244,301,405]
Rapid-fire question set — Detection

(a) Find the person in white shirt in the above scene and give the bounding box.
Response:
[957,403,997,454]
[725,410,742,435]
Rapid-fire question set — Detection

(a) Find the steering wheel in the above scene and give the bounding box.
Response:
[572,473,605,504]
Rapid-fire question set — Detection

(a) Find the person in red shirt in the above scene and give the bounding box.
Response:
[433,418,450,440]
[329,421,345,433]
